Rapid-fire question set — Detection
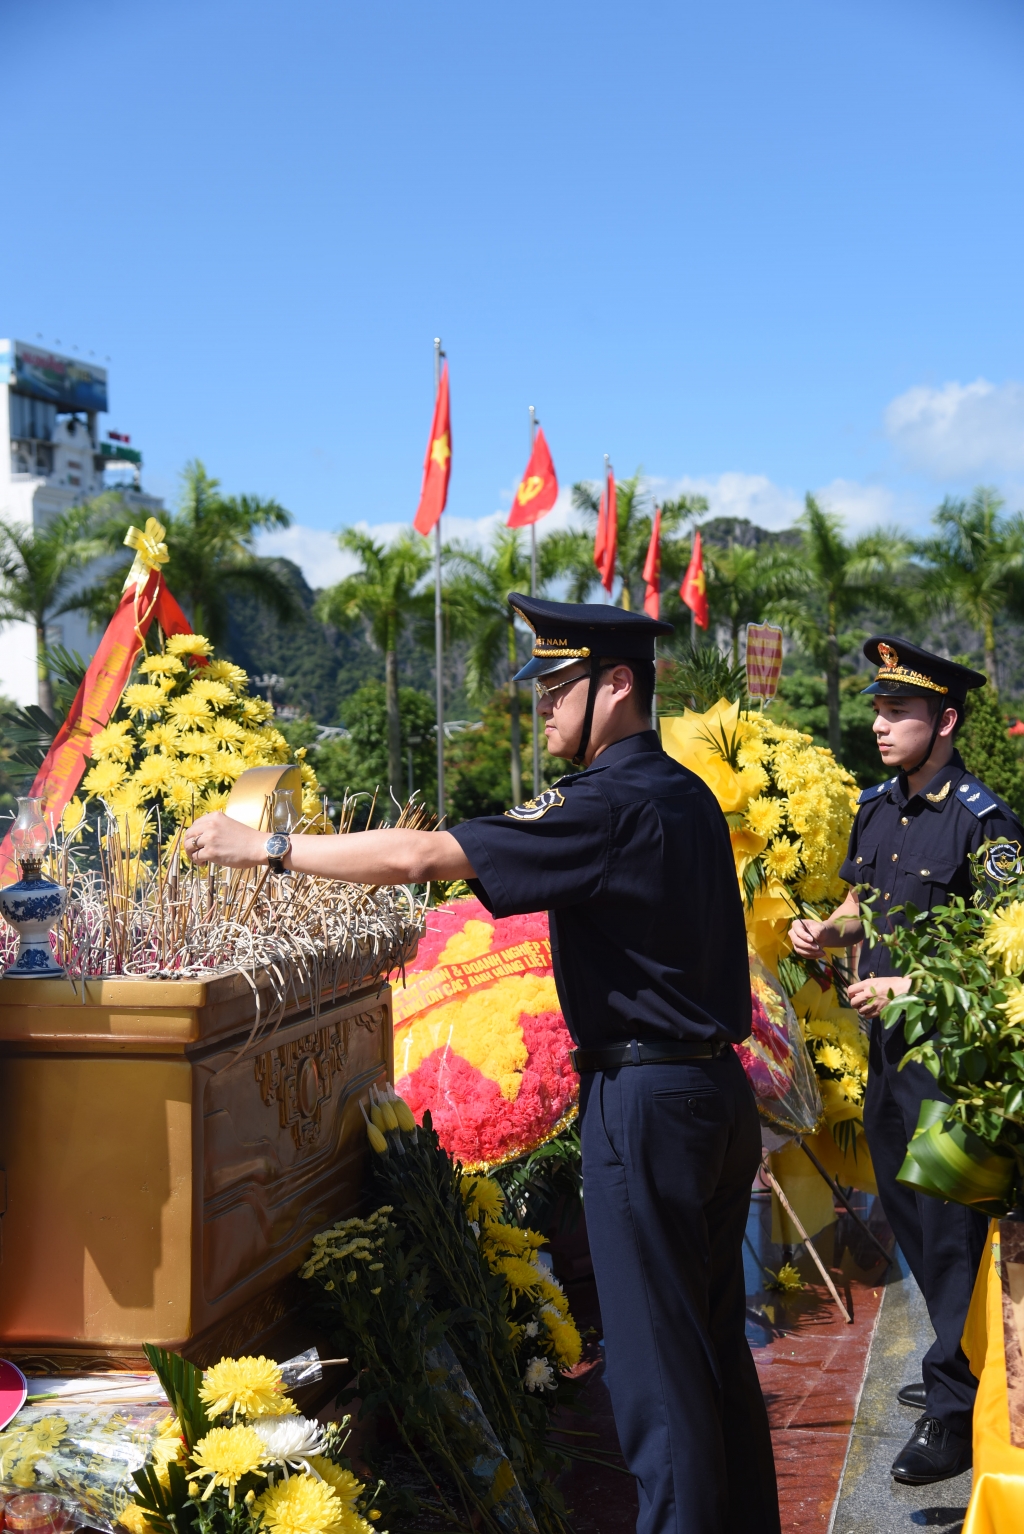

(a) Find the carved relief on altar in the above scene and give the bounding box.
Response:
[253,1006,385,1150]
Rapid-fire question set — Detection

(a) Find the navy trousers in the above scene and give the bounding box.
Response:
[864,1017,988,1437]
[579,1048,779,1534]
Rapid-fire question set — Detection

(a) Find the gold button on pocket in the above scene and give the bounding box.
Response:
[920,869,931,877]
[884,892,891,900]
[891,853,898,862]
[901,817,909,826]
[856,855,863,864]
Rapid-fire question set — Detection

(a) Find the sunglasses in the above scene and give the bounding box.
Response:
[534,663,614,701]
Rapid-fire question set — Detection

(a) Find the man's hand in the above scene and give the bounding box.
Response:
[186,812,266,868]
[789,917,830,960]
[847,974,912,1018]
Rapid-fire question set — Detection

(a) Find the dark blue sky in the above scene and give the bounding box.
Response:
[4,0,1024,577]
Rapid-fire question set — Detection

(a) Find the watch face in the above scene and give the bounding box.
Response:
[266,833,290,857]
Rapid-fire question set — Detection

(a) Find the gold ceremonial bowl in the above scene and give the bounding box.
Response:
[0,970,392,1369]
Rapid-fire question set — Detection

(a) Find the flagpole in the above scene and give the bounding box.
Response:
[603,454,611,604]
[528,405,541,796]
[434,337,445,824]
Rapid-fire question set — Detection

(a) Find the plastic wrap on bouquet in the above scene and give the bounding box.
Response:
[0,1397,172,1529]
[423,1342,539,1534]
[393,898,577,1171]
[736,949,824,1136]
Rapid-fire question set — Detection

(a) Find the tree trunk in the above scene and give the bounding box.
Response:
[508,618,522,806]
[385,648,402,806]
[984,611,998,692]
[826,628,841,758]
[620,584,631,611]
[732,620,740,668]
[36,623,53,717]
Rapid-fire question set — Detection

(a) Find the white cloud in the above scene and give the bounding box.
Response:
[811,479,911,533]
[649,471,803,530]
[884,378,1024,477]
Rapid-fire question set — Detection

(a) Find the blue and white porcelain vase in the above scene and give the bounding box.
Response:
[0,796,68,979]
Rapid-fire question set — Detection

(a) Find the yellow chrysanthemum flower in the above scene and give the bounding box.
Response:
[89,720,135,760]
[308,1458,364,1510]
[491,1255,543,1297]
[83,758,128,796]
[190,678,236,707]
[191,1425,267,1507]
[209,749,250,782]
[162,778,198,814]
[104,782,148,817]
[122,683,168,715]
[462,1175,504,1223]
[116,1505,152,1534]
[255,1473,366,1534]
[1000,985,1024,1027]
[763,837,802,881]
[206,659,249,689]
[176,756,211,786]
[167,693,212,725]
[745,796,786,840]
[143,721,181,753]
[983,903,1024,976]
[60,796,86,837]
[200,1355,298,1421]
[201,790,230,814]
[816,1043,846,1073]
[139,653,185,676]
[542,1312,582,1369]
[208,716,247,744]
[166,633,214,657]
[135,753,176,789]
[241,697,274,724]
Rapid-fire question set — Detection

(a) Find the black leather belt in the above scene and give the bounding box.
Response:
[570,1038,729,1073]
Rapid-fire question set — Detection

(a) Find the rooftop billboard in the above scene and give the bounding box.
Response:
[0,340,108,414]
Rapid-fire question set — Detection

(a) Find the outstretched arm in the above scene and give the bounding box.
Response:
[185,811,475,884]
[789,889,863,959]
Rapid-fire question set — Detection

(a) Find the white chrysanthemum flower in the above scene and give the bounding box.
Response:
[469,1221,480,1238]
[523,1356,556,1392]
[524,1321,540,1338]
[249,1415,326,1474]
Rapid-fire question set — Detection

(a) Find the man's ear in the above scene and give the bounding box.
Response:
[938,705,959,739]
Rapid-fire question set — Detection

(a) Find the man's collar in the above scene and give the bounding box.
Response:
[581,729,662,773]
[896,749,965,810]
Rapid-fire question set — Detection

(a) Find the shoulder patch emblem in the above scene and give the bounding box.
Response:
[504,787,566,821]
[858,777,896,805]
[985,840,1023,883]
[926,781,951,803]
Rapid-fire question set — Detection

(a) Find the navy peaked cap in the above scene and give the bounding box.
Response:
[861,636,987,702]
[508,593,674,681]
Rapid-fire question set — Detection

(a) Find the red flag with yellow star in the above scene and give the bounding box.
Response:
[593,463,617,594]
[413,361,451,536]
[680,528,709,629]
[507,427,558,528]
[642,506,662,618]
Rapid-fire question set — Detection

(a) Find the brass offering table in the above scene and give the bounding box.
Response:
[0,971,393,1370]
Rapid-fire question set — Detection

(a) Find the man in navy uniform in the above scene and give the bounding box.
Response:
[791,637,1024,1485]
[185,595,780,1534]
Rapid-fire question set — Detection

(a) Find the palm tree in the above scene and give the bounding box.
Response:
[83,462,300,645]
[702,540,809,665]
[0,505,107,714]
[916,488,1024,689]
[315,529,432,796]
[771,494,912,755]
[546,474,706,608]
[445,528,540,804]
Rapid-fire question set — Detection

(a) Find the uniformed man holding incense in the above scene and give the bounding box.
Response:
[186,595,780,1534]
[791,637,1024,1485]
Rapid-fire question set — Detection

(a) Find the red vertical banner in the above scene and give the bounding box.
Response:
[746,622,784,702]
[643,507,662,618]
[593,462,617,594]
[680,529,709,630]
[413,362,452,536]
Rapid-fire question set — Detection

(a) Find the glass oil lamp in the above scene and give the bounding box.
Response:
[0,797,69,978]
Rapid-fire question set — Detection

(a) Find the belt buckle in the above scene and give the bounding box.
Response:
[569,1047,581,1074]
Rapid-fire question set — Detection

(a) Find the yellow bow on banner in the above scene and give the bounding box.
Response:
[122,518,170,591]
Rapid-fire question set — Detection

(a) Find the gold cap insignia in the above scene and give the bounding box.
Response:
[878,642,899,669]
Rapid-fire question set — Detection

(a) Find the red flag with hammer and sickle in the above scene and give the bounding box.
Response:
[593,463,617,594]
[507,427,559,528]
[413,361,452,536]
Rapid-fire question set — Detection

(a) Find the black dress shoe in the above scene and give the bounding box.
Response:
[897,1382,927,1409]
[891,1416,972,1483]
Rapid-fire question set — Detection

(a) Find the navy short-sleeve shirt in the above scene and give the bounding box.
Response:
[840,749,1024,981]
[448,731,751,1050]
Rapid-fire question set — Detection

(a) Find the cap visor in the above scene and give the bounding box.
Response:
[513,656,584,682]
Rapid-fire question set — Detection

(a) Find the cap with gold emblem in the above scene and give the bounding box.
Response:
[860,637,987,703]
[509,593,674,682]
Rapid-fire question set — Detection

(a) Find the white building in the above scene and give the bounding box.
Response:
[0,339,163,707]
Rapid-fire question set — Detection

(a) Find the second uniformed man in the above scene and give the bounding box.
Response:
[791,637,1024,1485]
[185,595,781,1534]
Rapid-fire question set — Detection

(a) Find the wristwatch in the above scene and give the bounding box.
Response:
[265,832,291,874]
